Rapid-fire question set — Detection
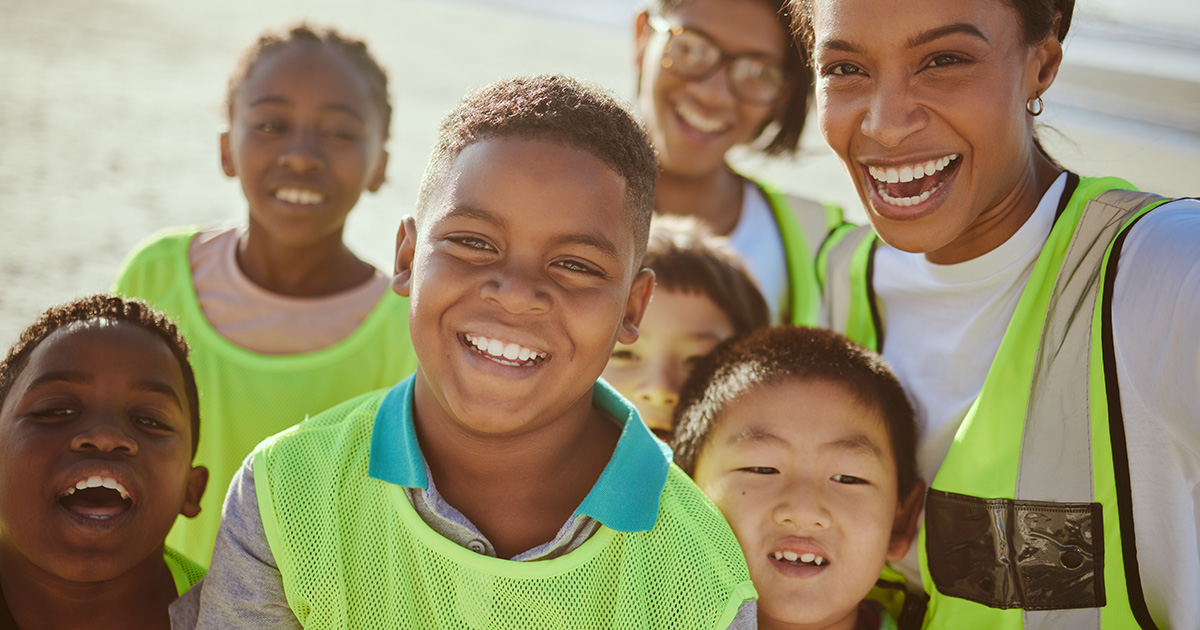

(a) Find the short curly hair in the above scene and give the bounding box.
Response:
[644,215,770,337]
[644,0,812,156]
[673,326,917,497]
[0,295,201,457]
[416,74,658,261]
[225,22,392,140]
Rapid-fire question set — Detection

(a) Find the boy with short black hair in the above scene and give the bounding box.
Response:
[0,295,208,629]
[674,326,925,630]
[187,75,758,629]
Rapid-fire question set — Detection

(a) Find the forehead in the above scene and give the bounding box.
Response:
[429,136,637,258]
[667,0,788,57]
[235,42,378,117]
[7,322,184,401]
[708,378,893,461]
[810,0,1021,51]
[639,289,734,343]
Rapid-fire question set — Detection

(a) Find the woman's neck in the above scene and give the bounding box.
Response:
[237,225,375,297]
[654,166,746,236]
[1,547,176,630]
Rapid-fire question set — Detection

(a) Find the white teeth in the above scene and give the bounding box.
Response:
[675,102,727,133]
[782,550,799,562]
[868,154,958,185]
[773,551,783,560]
[275,188,325,205]
[800,553,816,563]
[464,334,544,364]
[66,476,130,500]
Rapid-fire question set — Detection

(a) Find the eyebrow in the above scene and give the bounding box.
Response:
[726,425,885,459]
[247,96,366,122]
[817,22,989,55]
[23,371,183,409]
[828,432,885,459]
[726,426,789,447]
[445,205,620,260]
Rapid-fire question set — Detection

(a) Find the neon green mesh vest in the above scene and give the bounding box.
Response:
[113,227,418,565]
[823,175,1173,629]
[253,386,756,629]
[165,545,206,594]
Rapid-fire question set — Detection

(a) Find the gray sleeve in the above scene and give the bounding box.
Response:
[726,599,758,630]
[189,455,301,630]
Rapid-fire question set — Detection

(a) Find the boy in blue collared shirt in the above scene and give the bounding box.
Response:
[180,75,757,629]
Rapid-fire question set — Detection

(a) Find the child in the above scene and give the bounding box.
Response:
[602,215,769,440]
[184,75,758,629]
[0,295,208,629]
[113,23,417,565]
[674,326,925,630]
[633,0,853,324]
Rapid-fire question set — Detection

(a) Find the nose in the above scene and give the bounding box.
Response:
[635,361,680,409]
[690,63,738,107]
[860,78,927,148]
[278,128,325,173]
[479,258,551,315]
[773,478,831,529]
[70,416,138,456]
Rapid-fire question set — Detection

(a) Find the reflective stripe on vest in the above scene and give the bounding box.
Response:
[823,176,1172,628]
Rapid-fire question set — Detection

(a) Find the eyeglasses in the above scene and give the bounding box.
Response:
[647,13,788,106]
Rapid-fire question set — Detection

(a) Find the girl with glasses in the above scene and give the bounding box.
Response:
[633,0,852,325]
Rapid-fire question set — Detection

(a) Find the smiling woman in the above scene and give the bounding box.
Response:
[789,0,1200,627]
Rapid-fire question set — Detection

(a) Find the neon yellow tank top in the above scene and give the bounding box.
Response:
[113,227,418,565]
[253,390,756,629]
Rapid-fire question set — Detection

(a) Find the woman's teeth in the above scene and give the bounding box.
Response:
[275,188,325,205]
[464,334,544,364]
[773,550,827,566]
[868,154,957,185]
[675,102,727,134]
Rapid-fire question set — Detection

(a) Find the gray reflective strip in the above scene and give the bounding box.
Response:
[821,225,874,333]
[780,193,837,255]
[1018,188,1165,630]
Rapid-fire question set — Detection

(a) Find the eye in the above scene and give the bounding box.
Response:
[448,235,494,251]
[821,62,864,77]
[925,53,968,69]
[738,466,779,475]
[254,120,286,134]
[324,128,360,142]
[555,259,604,277]
[29,406,78,421]
[832,474,869,485]
[133,415,174,432]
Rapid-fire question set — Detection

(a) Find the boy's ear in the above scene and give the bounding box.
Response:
[367,150,389,193]
[219,132,236,178]
[617,268,656,345]
[392,216,418,298]
[634,11,653,72]
[180,465,209,519]
[887,480,926,562]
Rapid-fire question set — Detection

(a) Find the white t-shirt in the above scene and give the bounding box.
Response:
[728,181,789,323]
[874,172,1200,628]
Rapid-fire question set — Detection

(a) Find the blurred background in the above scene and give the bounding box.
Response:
[2,0,1198,344]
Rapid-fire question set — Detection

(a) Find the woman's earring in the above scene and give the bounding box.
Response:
[1026,94,1045,116]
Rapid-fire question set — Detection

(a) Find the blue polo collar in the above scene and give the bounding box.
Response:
[367,374,670,533]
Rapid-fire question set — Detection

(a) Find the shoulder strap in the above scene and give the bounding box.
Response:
[821,224,880,347]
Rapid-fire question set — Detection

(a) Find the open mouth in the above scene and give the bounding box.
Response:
[867,154,960,207]
[462,333,548,367]
[674,101,730,135]
[274,187,326,206]
[58,476,133,520]
[771,550,829,567]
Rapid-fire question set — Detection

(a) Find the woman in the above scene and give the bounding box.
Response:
[634,0,851,324]
[793,0,1200,627]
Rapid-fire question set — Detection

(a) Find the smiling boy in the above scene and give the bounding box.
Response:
[0,296,208,630]
[186,75,757,629]
[674,327,925,630]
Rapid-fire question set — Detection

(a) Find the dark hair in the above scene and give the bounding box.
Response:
[673,326,917,497]
[225,22,392,140]
[786,0,1074,59]
[645,0,811,156]
[417,74,658,260]
[0,295,201,457]
[644,215,770,336]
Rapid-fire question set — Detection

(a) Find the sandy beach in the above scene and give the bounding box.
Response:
[2,0,1198,344]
